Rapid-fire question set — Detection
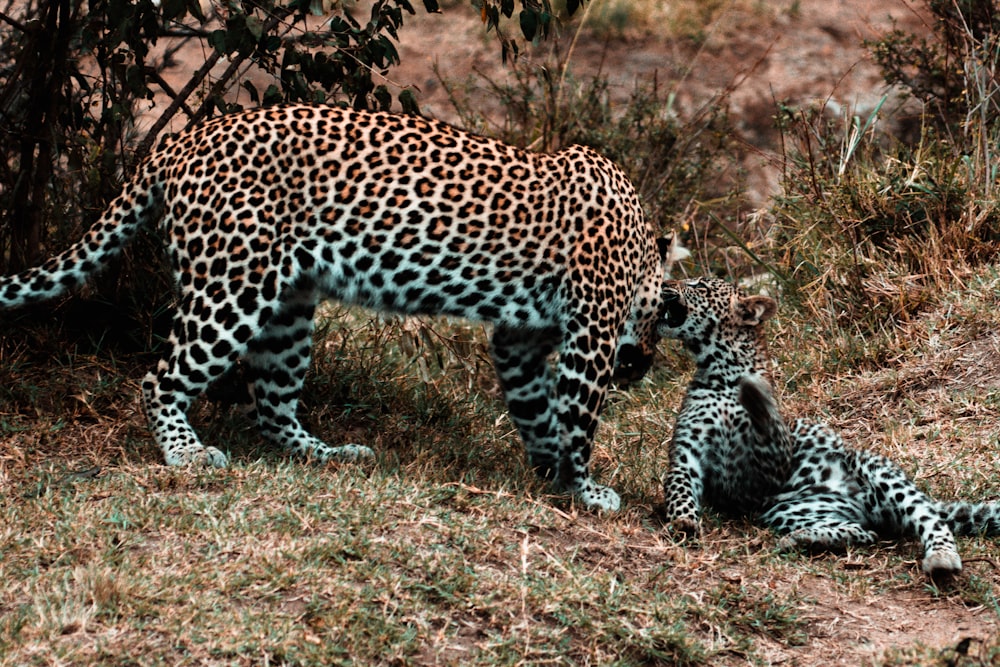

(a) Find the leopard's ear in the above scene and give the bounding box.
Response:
[735,294,777,327]
[656,231,690,273]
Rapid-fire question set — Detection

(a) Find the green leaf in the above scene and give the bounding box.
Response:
[208,29,227,55]
[566,0,580,15]
[160,0,186,21]
[245,15,263,41]
[125,65,150,98]
[399,89,420,116]
[264,35,282,52]
[242,80,259,104]
[263,85,283,105]
[185,0,206,22]
[519,9,537,41]
[374,85,392,111]
[500,37,518,64]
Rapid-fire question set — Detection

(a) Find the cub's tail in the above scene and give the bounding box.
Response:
[0,175,161,308]
[936,500,1000,536]
[738,373,794,497]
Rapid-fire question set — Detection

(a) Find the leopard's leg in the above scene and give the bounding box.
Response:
[142,292,255,468]
[761,492,878,550]
[850,450,962,576]
[662,470,704,536]
[551,319,621,511]
[936,500,1000,536]
[244,285,373,462]
[491,323,620,511]
[775,524,879,551]
[490,325,562,480]
[661,408,711,536]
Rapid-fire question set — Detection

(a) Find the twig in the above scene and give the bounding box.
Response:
[0,9,29,33]
[145,68,196,119]
[132,49,223,165]
[961,556,1000,571]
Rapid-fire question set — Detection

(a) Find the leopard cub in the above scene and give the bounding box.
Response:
[658,277,1000,577]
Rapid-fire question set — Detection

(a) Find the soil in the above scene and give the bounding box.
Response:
[778,573,998,665]
[388,0,930,205]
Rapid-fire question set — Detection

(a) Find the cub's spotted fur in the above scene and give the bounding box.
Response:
[0,104,684,510]
[658,277,1000,576]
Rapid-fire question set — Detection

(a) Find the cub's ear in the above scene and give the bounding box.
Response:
[656,232,690,270]
[735,294,777,327]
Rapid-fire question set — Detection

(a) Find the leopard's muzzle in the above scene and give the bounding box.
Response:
[658,289,688,330]
[613,344,654,385]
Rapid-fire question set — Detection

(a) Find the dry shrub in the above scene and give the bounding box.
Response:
[767,1,1000,361]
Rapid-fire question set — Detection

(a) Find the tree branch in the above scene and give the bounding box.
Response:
[132,48,223,166]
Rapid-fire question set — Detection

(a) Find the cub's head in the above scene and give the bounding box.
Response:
[657,277,776,364]
[612,232,689,385]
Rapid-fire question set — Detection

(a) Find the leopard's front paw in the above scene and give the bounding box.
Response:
[923,548,962,578]
[164,444,228,468]
[665,516,700,539]
[576,481,621,512]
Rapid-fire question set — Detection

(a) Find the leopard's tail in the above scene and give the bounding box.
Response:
[936,501,1000,536]
[740,374,784,441]
[0,175,162,308]
[738,373,794,495]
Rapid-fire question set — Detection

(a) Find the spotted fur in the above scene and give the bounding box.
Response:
[658,277,1000,576]
[0,104,685,510]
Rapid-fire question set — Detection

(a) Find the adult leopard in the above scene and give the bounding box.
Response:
[658,277,1000,576]
[0,104,686,511]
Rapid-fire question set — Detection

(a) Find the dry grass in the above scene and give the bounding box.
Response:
[3,270,1000,665]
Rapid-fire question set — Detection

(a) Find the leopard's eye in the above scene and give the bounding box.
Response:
[687,279,709,292]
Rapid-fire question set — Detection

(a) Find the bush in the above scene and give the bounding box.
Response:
[868,0,1000,135]
[769,0,1000,341]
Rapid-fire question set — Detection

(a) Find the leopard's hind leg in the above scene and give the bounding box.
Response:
[243,284,374,462]
[761,491,878,551]
[849,450,962,576]
[142,291,257,468]
[937,500,1000,536]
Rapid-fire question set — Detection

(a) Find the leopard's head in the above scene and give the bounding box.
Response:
[657,277,776,366]
[612,232,689,385]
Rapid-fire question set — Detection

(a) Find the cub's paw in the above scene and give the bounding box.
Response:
[923,548,963,578]
[665,516,701,540]
[776,531,806,551]
[302,442,376,463]
[577,482,621,512]
[203,446,229,468]
[776,525,877,551]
